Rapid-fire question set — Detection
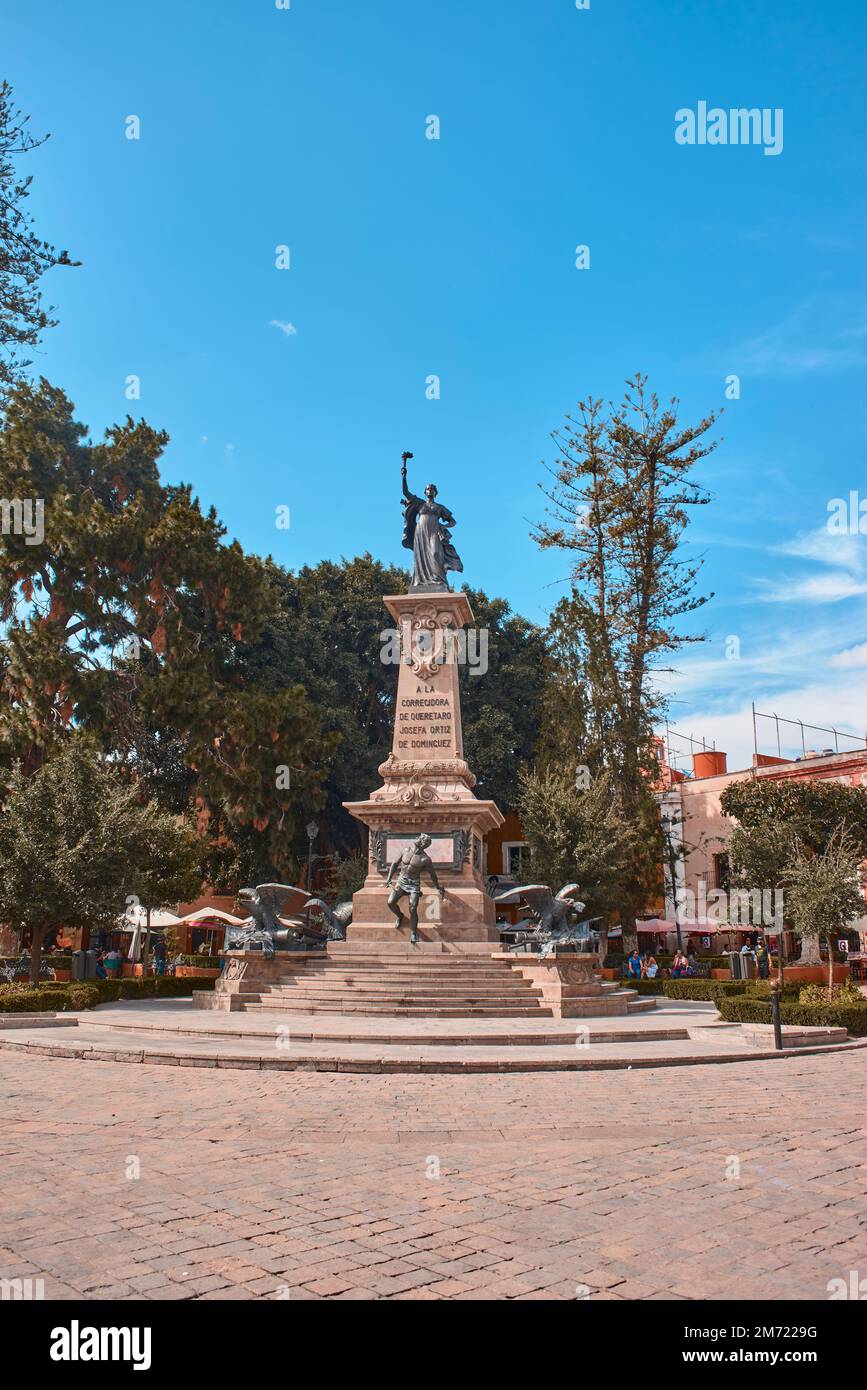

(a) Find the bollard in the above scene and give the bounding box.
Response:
[770,980,783,1051]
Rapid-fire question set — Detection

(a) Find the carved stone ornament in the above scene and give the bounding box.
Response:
[377,754,475,784]
[405,606,458,680]
[222,957,248,983]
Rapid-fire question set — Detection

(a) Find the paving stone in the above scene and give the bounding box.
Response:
[1,1050,865,1302]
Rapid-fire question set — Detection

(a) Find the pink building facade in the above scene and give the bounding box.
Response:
[654,741,867,954]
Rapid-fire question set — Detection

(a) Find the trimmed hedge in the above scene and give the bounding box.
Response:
[662,979,745,1002]
[0,975,216,1014]
[0,984,104,1012]
[623,980,753,1001]
[620,979,803,1005]
[716,994,867,1036]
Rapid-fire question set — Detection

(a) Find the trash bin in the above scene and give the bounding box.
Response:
[83,950,98,980]
[729,952,745,980]
[71,949,85,982]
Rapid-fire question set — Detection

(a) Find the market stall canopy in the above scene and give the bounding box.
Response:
[117,906,183,932]
[179,908,248,926]
[635,917,750,934]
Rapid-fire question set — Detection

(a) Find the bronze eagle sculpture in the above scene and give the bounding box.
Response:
[493,883,600,958]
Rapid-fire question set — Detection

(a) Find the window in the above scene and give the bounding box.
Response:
[713,853,731,892]
[502,842,529,879]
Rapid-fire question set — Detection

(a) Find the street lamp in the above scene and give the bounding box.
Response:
[661,808,685,953]
[305,821,319,935]
[306,820,319,895]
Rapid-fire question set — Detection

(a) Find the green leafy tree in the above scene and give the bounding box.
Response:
[0,741,197,983]
[459,588,546,810]
[234,559,545,857]
[516,766,639,955]
[721,779,867,965]
[124,800,203,964]
[322,852,367,906]
[0,82,78,398]
[535,598,596,774]
[534,376,718,944]
[721,779,867,858]
[232,554,408,858]
[782,830,865,982]
[0,380,333,878]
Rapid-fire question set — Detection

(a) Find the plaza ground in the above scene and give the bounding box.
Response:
[0,997,860,1071]
[1,1048,866,1300]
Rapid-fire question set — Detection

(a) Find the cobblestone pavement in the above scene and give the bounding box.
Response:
[1,1051,865,1300]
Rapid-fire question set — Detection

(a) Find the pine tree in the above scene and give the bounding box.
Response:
[0,82,78,397]
[534,376,718,945]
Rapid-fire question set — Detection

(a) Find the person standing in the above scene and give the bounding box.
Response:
[152,935,166,977]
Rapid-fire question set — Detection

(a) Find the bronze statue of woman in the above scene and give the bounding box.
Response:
[400,452,463,591]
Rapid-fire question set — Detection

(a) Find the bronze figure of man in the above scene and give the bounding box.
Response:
[385,833,445,944]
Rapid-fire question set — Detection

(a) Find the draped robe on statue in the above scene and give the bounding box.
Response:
[401,495,463,589]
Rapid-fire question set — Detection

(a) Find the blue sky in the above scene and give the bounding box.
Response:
[7,0,867,771]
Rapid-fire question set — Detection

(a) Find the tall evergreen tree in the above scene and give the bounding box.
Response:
[534,376,718,944]
[0,82,78,398]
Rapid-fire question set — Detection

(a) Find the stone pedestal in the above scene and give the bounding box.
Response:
[496,951,640,1018]
[344,590,503,943]
[192,950,314,1011]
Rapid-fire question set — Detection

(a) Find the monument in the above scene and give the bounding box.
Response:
[343,453,504,944]
[196,457,643,1019]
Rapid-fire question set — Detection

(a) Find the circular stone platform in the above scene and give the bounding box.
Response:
[0,998,859,1073]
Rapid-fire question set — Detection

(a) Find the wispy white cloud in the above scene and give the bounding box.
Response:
[674,681,867,774]
[269,319,297,337]
[736,297,867,377]
[758,572,867,604]
[657,602,867,770]
[778,527,865,573]
[752,524,867,604]
[830,641,867,670]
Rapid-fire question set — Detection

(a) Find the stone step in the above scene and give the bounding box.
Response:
[290,958,516,969]
[275,983,536,995]
[266,976,538,991]
[243,1000,554,1017]
[303,961,513,972]
[278,969,530,984]
[257,1000,544,1011]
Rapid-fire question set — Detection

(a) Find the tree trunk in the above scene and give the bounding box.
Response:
[795,933,822,966]
[29,925,47,986]
[828,944,835,1002]
[621,913,638,954]
[141,906,152,976]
